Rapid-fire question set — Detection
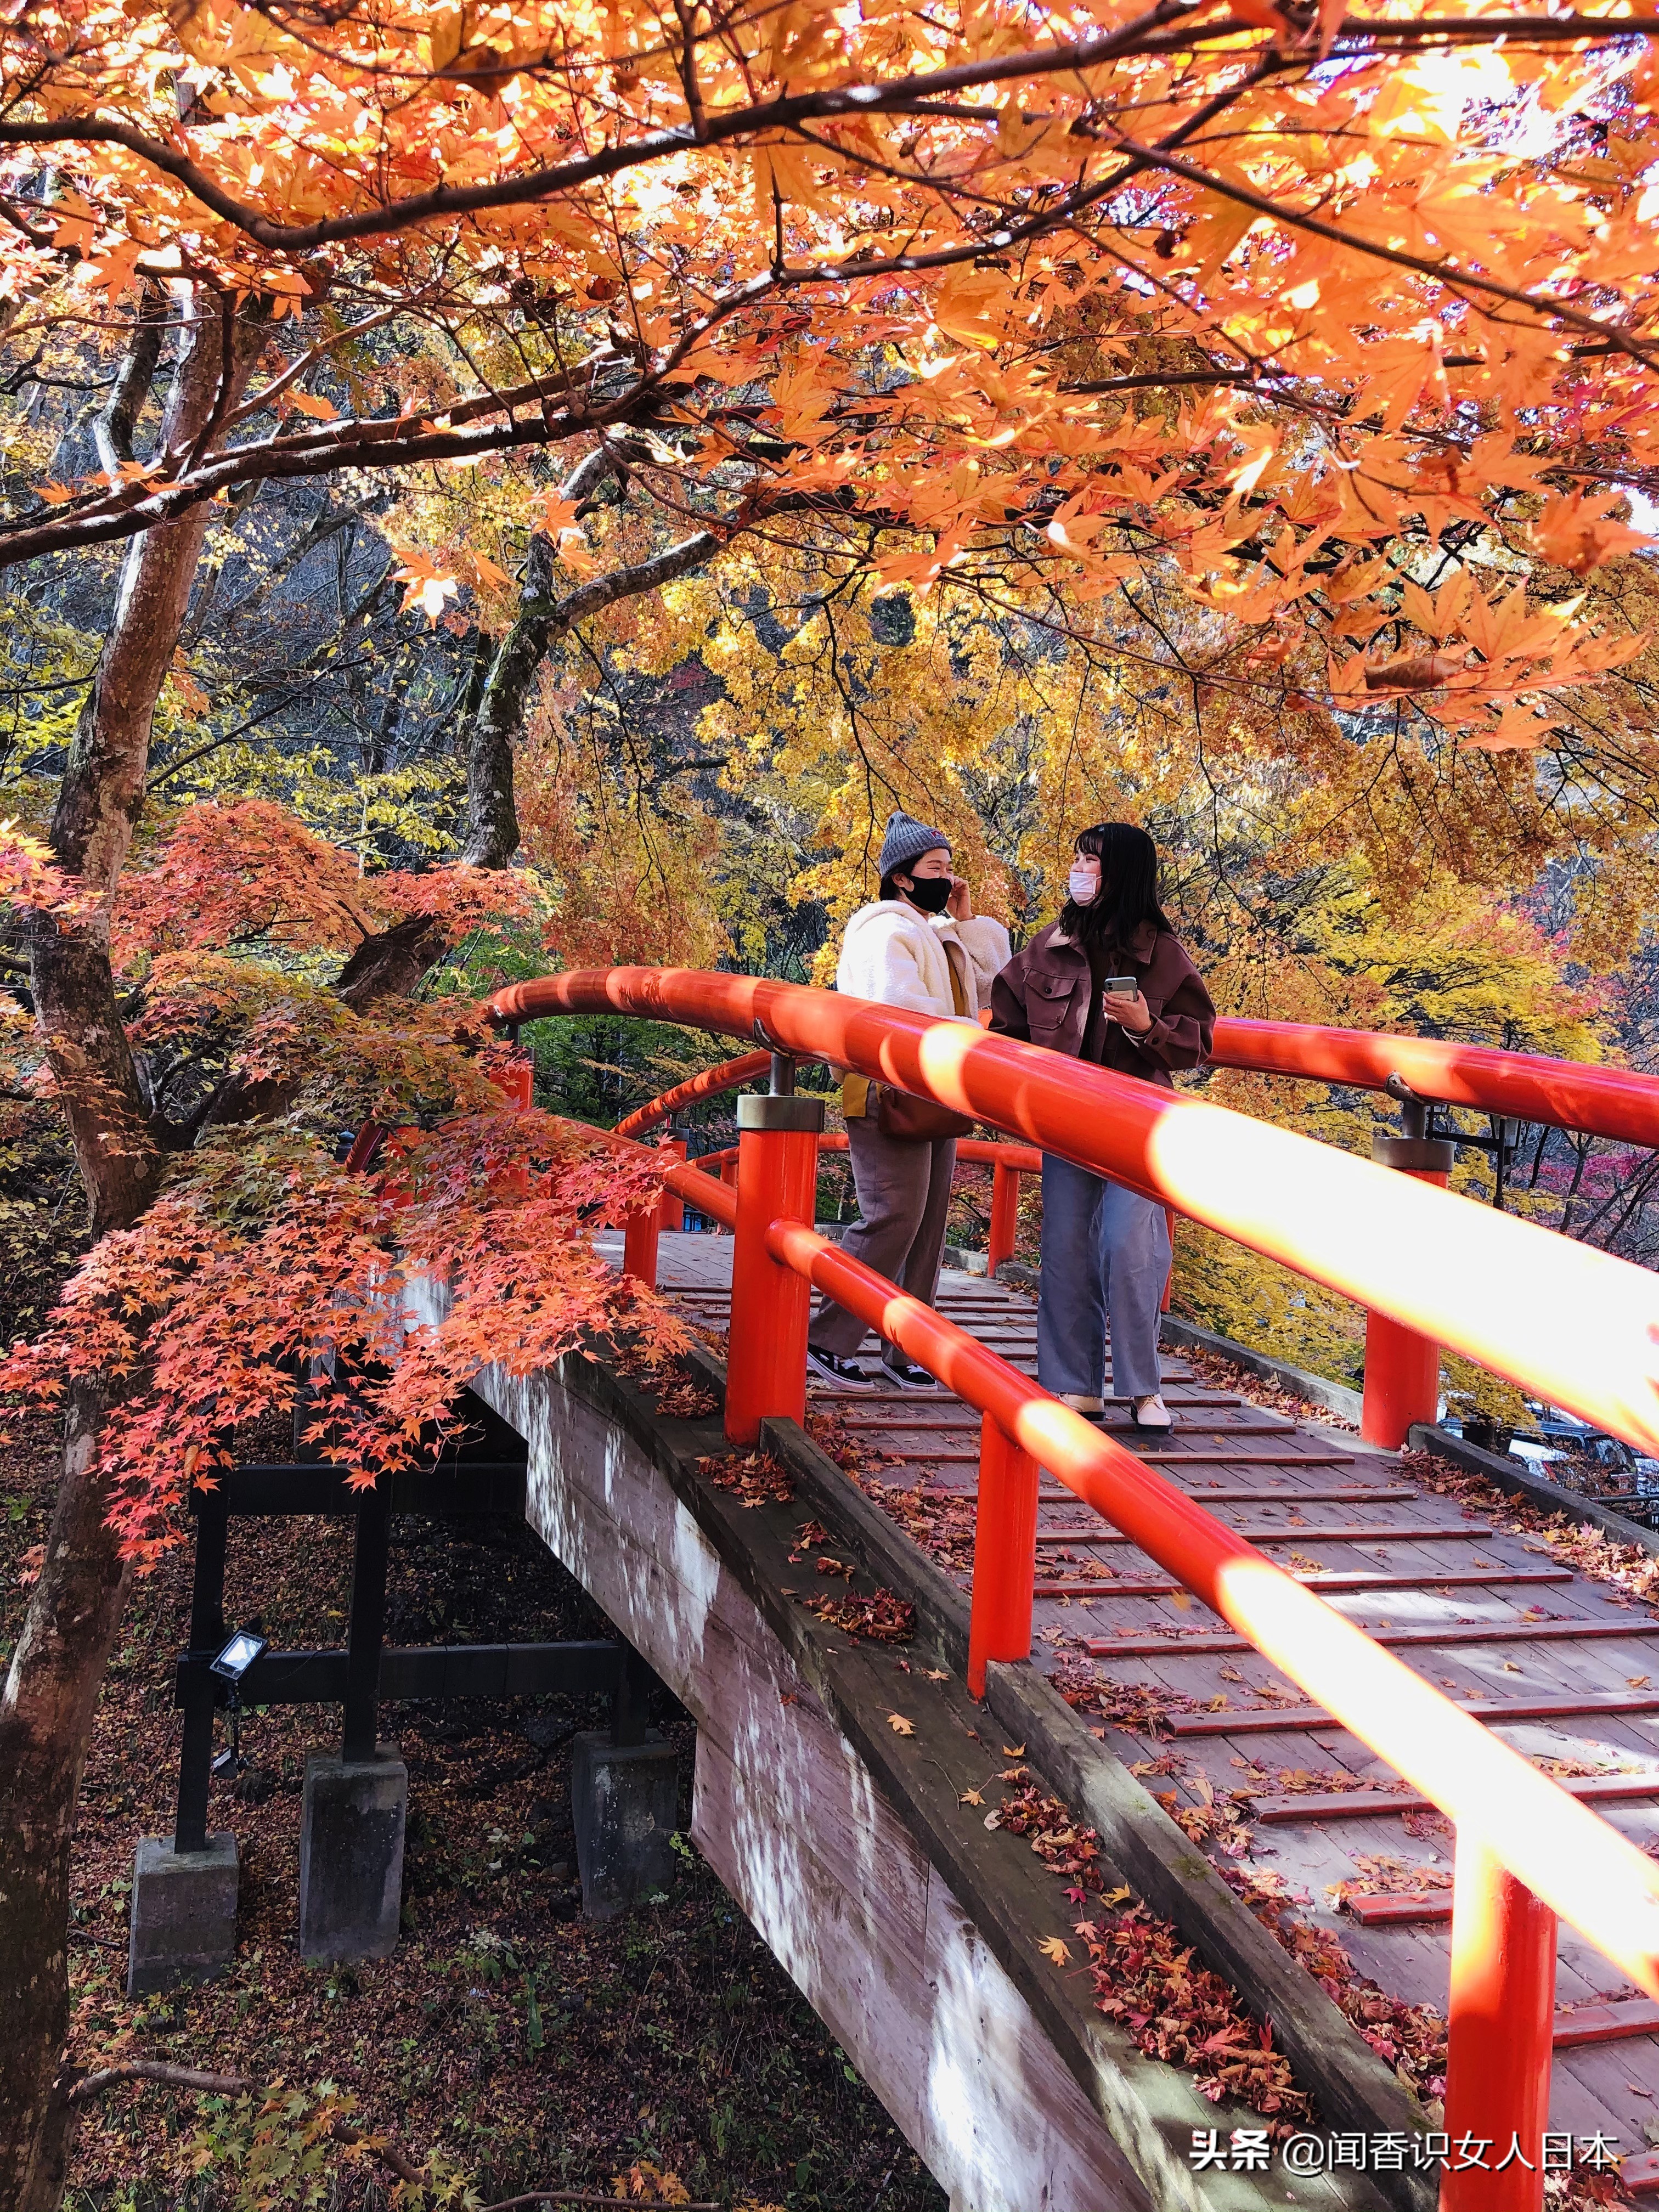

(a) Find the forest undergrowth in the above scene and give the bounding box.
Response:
[0,1404,943,2212]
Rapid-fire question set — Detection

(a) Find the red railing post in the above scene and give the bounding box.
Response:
[988,1159,1020,1277]
[967,1413,1041,1697]
[622,1203,660,1287]
[658,1136,687,1232]
[1442,1831,1556,2212]
[493,1055,533,1110]
[725,1093,825,1445]
[1362,1123,1455,1448]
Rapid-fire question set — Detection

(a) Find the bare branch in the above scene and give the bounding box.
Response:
[67,2061,250,2106]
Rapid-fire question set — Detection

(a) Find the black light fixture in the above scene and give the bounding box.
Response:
[210,1629,268,1778]
[210,1628,268,1684]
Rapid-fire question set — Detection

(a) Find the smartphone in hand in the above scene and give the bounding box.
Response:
[1103,975,1138,998]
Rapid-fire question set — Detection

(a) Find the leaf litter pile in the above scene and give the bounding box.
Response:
[992,1780,1313,2123]
[3,1408,944,2212]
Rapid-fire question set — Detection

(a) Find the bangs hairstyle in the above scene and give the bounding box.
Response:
[1059,821,1171,949]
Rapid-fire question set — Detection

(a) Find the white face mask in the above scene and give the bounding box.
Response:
[1068,865,1099,904]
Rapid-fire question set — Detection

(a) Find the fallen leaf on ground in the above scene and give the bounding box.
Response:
[887,1712,916,1735]
[1039,1936,1072,1965]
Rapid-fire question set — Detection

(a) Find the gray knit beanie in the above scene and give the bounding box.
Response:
[878,808,950,880]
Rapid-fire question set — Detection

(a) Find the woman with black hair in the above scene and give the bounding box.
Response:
[989,822,1215,1429]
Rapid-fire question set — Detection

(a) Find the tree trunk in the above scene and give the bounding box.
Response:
[458,440,734,871]
[0,1379,131,2212]
[461,528,553,867]
[459,442,627,870]
[0,286,266,2212]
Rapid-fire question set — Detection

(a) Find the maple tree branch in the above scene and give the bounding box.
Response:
[224,304,402,428]
[66,2061,251,2106]
[0,0,1232,252]
[546,526,724,634]
[1111,135,1659,371]
[1,12,1647,269]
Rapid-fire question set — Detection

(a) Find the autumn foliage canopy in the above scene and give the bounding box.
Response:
[8,0,1659,1529]
[4,0,1659,757]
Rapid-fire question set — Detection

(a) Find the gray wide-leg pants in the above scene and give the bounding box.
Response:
[1036,1152,1170,1404]
[808,1111,957,1363]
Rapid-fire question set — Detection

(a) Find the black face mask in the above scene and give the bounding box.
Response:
[900,874,953,913]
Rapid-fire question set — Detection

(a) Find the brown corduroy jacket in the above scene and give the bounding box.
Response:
[988,917,1215,1089]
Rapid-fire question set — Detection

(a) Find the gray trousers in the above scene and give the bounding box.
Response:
[808,1111,957,1362]
[1036,1153,1170,1404]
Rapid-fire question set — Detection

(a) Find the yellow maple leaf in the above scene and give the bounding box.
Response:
[960,1787,984,1805]
[887,1712,916,1736]
[1039,1936,1071,1965]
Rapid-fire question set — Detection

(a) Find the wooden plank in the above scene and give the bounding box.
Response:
[834,1414,1283,1435]
[860,1450,1361,1469]
[1085,1620,1659,1656]
[1169,1690,1659,1738]
[1342,1895,1452,1928]
[1599,2150,1659,2193]
[1036,1522,1504,1548]
[1035,1569,1570,1598]
[1074,1522,1497,1544]
[940,1486,1418,1508]
[1554,1999,1659,2049]
[1255,1773,1659,1822]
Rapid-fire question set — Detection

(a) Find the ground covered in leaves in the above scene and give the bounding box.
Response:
[1,1407,945,2212]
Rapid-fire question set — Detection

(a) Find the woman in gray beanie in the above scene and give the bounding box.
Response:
[805,810,1010,1389]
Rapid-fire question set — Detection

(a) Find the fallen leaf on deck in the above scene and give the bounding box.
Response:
[1001,1743,1026,1756]
[887,1712,916,1735]
[1039,1936,1072,1965]
[960,1788,984,1805]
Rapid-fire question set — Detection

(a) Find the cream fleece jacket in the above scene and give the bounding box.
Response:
[834,900,1012,1021]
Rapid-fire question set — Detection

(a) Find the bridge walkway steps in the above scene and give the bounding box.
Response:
[625,1229,1659,2162]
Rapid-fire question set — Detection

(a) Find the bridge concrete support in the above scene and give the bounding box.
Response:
[297,1744,407,1965]
[570,1729,680,1919]
[127,1832,239,1996]
[470,1354,1142,2211]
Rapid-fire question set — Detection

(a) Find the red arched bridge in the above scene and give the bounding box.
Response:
[477,966,1659,2212]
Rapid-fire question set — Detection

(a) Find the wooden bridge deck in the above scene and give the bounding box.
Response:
[629,1229,1659,2157]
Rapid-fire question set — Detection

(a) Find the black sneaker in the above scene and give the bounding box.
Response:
[806,1347,878,1389]
[883,1357,939,1390]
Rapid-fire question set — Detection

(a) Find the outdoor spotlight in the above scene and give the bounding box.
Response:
[209,1628,268,1683]
[209,1629,268,1780]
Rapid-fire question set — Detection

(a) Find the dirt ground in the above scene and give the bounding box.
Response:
[2,1406,947,2212]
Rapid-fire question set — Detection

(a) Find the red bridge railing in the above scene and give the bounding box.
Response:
[603,1015,1659,1447]
[490,965,1659,2212]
